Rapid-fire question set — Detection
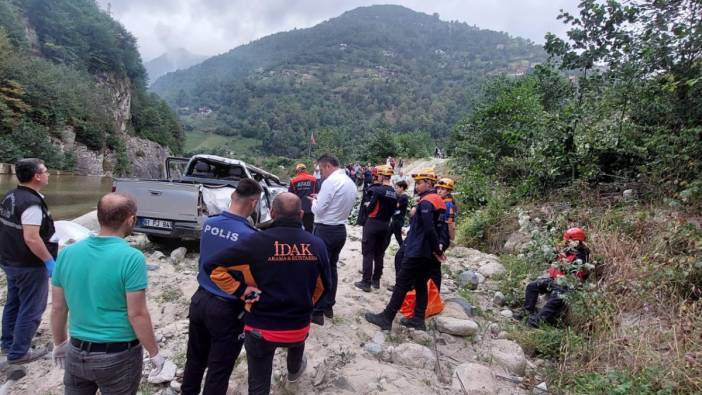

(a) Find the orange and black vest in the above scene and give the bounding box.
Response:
[403,190,446,259]
[365,184,397,222]
[288,172,318,213]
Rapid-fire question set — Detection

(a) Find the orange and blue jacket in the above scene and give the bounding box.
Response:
[288,172,319,213]
[203,218,331,331]
[403,190,446,259]
[365,184,398,222]
[442,195,457,225]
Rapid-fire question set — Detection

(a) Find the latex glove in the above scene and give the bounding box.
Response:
[52,340,69,368]
[150,353,166,376]
[44,258,56,277]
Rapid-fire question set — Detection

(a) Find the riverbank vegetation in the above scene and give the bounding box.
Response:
[0,0,183,171]
[451,1,701,393]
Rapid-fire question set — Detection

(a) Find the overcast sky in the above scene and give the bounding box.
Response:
[96,0,581,62]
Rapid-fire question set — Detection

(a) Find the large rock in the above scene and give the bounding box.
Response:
[391,343,436,369]
[503,231,531,253]
[441,303,470,320]
[457,270,480,289]
[170,247,187,263]
[478,261,506,278]
[444,297,474,317]
[436,317,478,337]
[490,339,526,375]
[452,362,497,394]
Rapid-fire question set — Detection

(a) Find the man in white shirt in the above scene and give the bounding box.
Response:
[309,154,356,325]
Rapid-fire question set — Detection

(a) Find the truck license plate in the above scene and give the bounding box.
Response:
[140,218,173,230]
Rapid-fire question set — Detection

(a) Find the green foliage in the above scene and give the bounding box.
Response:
[152,5,546,158]
[0,0,183,168]
[455,191,513,253]
[563,369,676,395]
[509,324,583,359]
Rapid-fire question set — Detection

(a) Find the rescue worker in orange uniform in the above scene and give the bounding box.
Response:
[288,163,319,232]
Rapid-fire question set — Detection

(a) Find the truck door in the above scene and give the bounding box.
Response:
[166,157,190,180]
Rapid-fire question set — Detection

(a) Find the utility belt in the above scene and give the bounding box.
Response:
[70,337,140,353]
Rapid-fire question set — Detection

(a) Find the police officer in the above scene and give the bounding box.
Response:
[0,158,57,364]
[355,165,397,292]
[288,163,319,232]
[365,168,446,331]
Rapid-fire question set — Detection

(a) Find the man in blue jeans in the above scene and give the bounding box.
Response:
[0,158,57,364]
[309,154,356,325]
[51,193,170,394]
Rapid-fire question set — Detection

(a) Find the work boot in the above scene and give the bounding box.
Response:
[400,316,426,331]
[7,348,49,365]
[324,308,334,319]
[512,308,533,321]
[371,280,380,289]
[311,313,324,326]
[287,355,307,383]
[365,312,393,331]
[354,281,371,292]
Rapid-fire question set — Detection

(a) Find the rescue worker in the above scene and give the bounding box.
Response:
[436,178,457,242]
[355,165,398,292]
[364,169,446,331]
[203,193,331,395]
[356,166,379,226]
[518,227,592,327]
[0,158,57,364]
[288,163,319,232]
[385,180,409,248]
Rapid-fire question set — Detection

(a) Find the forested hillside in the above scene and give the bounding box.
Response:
[0,0,183,172]
[152,5,545,159]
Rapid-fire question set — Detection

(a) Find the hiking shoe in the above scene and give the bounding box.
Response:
[323,308,334,319]
[287,355,307,383]
[365,312,393,331]
[400,317,426,331]
[371,280,380,289]
[354,281,371,292]
[7,348,49,365]
[311,314,324,326]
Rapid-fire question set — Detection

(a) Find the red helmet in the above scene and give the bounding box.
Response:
[563,227,586,241]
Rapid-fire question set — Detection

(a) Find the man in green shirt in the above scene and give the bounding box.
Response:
[50,193,171,394]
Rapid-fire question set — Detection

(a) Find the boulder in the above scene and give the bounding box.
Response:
[504,231,531,253]
[364,342,383,356]
[452,362,497,395]
[478,261,506,278]
[493,292,506,307]
[444,297,474,317]
[436,317,478,337]
[457,270,480,290]
[500,309,514,319]
[462,248,502,268]
[391,343,436,369]
[170,247,187,263]
[441,303,471,320]
[490,339,526,376]
[72,210,99,232]
[127,234,149,250]
[408,328,433,345]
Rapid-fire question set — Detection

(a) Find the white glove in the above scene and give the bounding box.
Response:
[149,353,166,376]
[53,340,69,369]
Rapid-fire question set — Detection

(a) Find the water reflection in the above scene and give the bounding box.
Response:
[0,174,112,220]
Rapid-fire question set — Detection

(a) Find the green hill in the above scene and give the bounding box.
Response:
[151,5,545,159]
[0,0,182,172]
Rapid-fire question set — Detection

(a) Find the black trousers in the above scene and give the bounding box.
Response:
[302,212,314,233]
[524,278,566,326]
[182,288,245,395]
[384,217,404,249]
[313,224,346,315]
[244,332,305,395]
[361,218,391,284]
[383,257,432,320]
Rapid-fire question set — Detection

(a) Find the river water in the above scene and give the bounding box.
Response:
[0,174,112,220]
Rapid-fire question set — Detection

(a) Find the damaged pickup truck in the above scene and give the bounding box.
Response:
[112,154,287,243]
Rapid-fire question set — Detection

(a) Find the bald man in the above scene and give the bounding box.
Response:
[51,193,170,394]
[203,193,331,395]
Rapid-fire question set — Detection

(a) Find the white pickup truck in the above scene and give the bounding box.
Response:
[112,154,287,243]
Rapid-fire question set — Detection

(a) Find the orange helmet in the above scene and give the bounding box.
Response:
[563,227,586,241]
[436,178,455,190]
[411,168,437,182]
[295,163,306,171]
[376,165,394,177]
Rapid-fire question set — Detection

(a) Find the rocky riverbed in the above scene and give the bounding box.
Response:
[1,219,551,395]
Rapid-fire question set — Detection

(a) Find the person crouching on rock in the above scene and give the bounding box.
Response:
[203,193,331,395]
[518,227,593,327]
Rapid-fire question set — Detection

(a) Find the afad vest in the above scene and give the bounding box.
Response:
[0,186,58,267]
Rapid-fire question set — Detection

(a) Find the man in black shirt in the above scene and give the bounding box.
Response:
[385,180,408,248]
[355,165,397,292]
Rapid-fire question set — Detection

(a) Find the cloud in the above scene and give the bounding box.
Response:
[97,0,580,61]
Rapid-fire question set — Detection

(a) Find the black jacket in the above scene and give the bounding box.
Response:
[0,186,57,267]
[203,218,331,330]
[403,191,445,259]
